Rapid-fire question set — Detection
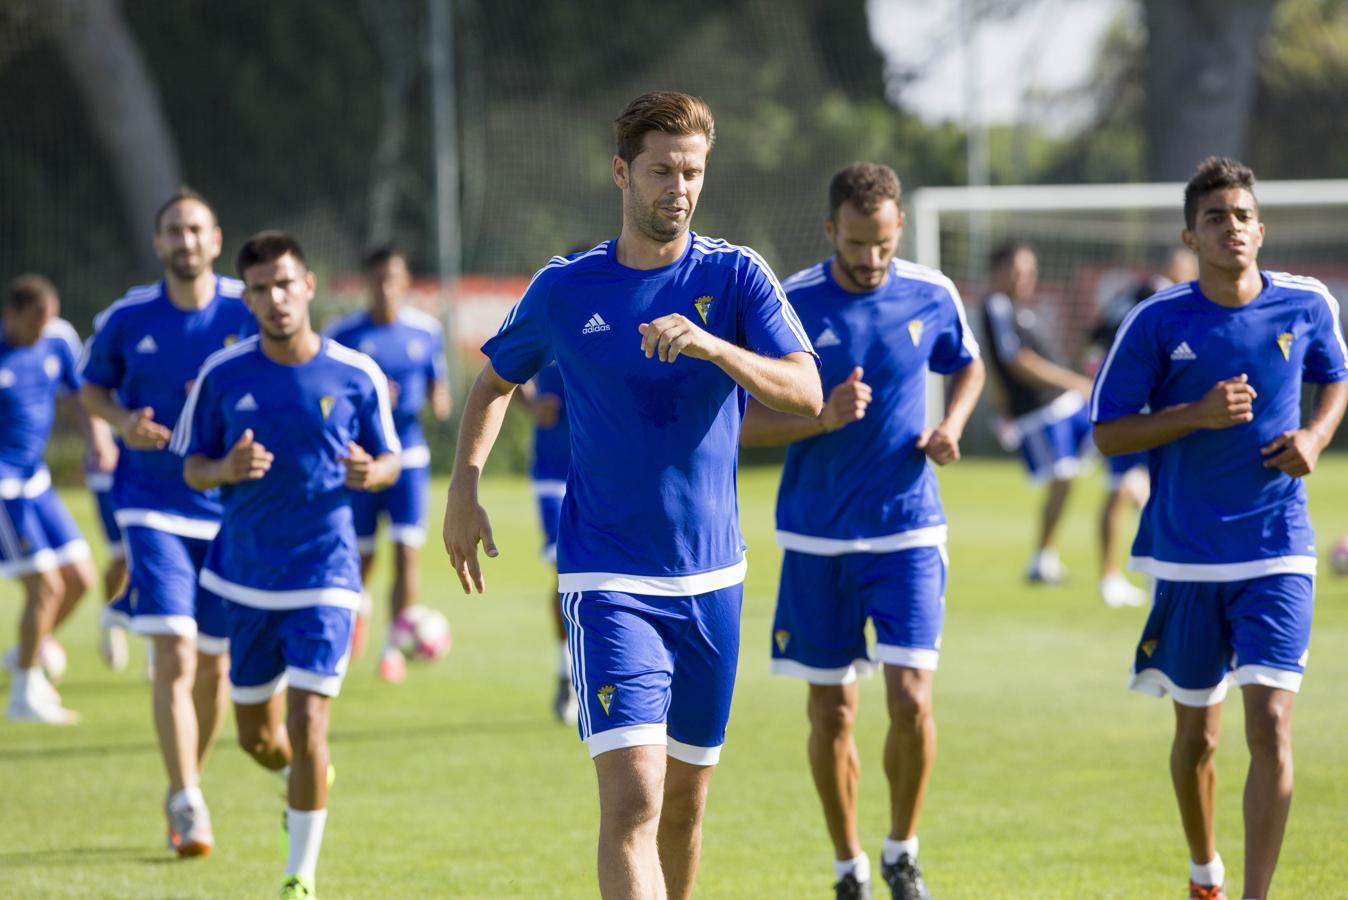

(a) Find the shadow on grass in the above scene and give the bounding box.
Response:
[0,845,177,867]
[0,737,154,762]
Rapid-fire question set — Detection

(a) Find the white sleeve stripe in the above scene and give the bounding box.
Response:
[499,244,611,334]
[325,343,403,454]
[1270,275,1348,365]
[43,318,83,359]
[168,337,260,456]
[892,261,981,358]
[692,238,813,352]
[92,284,161,333]
[323,310,367,339]
[1088,286,1189,420]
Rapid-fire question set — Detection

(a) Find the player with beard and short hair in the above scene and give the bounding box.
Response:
[443,91,822,899]
[81,187,256,856]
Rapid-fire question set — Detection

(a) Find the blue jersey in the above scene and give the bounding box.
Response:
[325,307,447,469]
[170,336,400,605]
[529,360,570,483]
[775,259,980,553]
[81,278,256,531]
[483,236,815,594]
[1091,272,1348,580]
[0,318,82,480]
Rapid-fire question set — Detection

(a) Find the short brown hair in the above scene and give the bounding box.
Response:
[236,230,307,277]
[828,163,901,219]
[613,91,715,163]
[155,186,217,232]
[1184,157,1257,229]
[6,274,57,313]
[989,240,1033,271]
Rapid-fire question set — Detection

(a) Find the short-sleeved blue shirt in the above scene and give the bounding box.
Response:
[0,318,82,479]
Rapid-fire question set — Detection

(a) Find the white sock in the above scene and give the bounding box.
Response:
[833,853,870,884]
[170,785,204,811]
[883,836,919,865]
[556,640,571,677]
[1190,853,1224,887]
[12,666,35,697]
[285,808,328,879]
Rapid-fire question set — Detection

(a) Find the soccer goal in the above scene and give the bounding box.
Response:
[907,179,1348,440]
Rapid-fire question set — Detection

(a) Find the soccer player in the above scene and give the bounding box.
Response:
[1,275,96,723]
[1092,157,1348,900]
[325,246,450,683]
[80,187,256,855]
[442,91,822,900]
[741,163,984,900]
[1089,247,1200,608]
[980,242,1097,585]
[516,358,575,722]
[85,413,131,671]
[173,231,400,900]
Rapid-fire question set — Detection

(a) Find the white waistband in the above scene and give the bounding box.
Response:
[776,524,947,556]
[558,557,746,597]
[114,509,221,540]
[1129,554,1318,582]
[0,467,51,500]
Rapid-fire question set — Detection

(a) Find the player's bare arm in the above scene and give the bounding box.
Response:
[183,428,275,490]
[1260,379,1348,477]
[740,366,870,447]
[1094,373,1259,456]
[429,380,452,421]
[443,362,515,594]
[637,313,823,416]
[80,383,173,450]
[339,442,401,491]
[917,358,986,465]
[1008,347,1094,397]
[84,413,119,473]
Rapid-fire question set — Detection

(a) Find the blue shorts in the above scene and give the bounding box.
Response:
[534,488,564,563]
[86,471,125,560]
[562,584,742,766]
[225,602,355,703]
[121,525,228,653]
[1129,574,1314,707]
[1106,451,1148,490]
[772,546,946,683]
[0,483,90,578]
[1018,404,1094,483]
[351,465,429,553]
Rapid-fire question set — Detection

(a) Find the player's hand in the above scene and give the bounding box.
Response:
[1071,375,1096,399]
[818,367,870,432]
[533,394,561,429]
[224,428,273,483]
[638,314,720,363]
[1260,428,1325,478]
[86,434,119,473]
[442,487,498,594]
[120,407,173,450]
[1191,374,1257,429]
[339,441,377,490]
[917,421,962,465]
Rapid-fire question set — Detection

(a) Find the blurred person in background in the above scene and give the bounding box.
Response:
[1,274,96,724]
[81,187,256,857]
[325,246,450,684]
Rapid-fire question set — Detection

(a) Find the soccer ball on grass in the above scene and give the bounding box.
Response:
[388,606,452,661]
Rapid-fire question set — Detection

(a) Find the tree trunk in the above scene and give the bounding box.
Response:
[1143,0,1275,181]
[52,0,181,272]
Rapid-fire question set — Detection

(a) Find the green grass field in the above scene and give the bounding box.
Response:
[2,459,1346,898]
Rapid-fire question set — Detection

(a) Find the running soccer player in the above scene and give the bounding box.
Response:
[1,275,96,723]
[174,231,400,900]
[741,163,983,900]
[325,246,450,682]
[517,358,575,722]
[442,91,822,900]
[1092,157,1348,900]
[80,187,256,856]
[980,242,1098,587]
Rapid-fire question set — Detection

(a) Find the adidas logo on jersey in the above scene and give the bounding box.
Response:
[136,335,159,354]
[1170,341,1196,361]
[814,327,841,348]
[234,393,258,411]
[582,313,611,334]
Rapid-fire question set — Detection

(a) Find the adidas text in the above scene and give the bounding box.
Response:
[582,313,611,334]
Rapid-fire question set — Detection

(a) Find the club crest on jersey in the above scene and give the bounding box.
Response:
[320,395,336,419]
[1277,332,1293,361]
[774,629,790,653]
[407,338,426,360]
[0,369,13,388]
[693,295,714,324]
[597,684,617,716]
[44,355,61,378]
[907,319,924,346]
[1140,639,1159,658]
[223,334,238,347]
